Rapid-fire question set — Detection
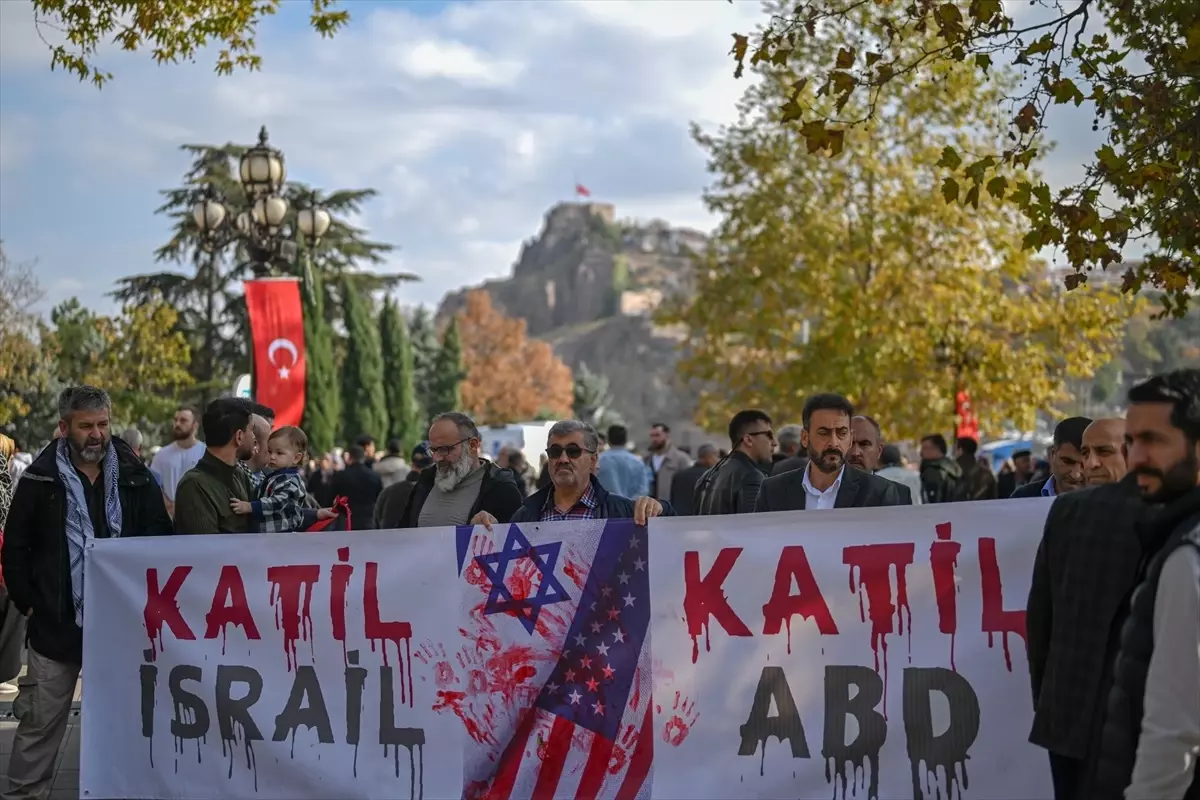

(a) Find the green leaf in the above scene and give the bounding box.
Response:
[1049,77,1085,105]
[1020,33,1056,60]
[836,47,856,69]
[965,184,981,209]
[986,175,1008,200]
[936,146,962,170]
[941,177,960,203]
[974,53,992,73]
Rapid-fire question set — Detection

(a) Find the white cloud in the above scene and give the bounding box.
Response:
[0,0,1098,314]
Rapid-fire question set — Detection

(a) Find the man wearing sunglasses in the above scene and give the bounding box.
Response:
[694,409,774,515]
[502,420,674,526]
[395,412,524,529]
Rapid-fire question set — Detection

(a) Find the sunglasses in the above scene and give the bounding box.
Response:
[547,444,596,461]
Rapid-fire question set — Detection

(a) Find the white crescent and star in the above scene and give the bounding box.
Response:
[266,338,299,379]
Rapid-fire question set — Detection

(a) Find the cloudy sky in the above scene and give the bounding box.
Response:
[0,0,1098,315]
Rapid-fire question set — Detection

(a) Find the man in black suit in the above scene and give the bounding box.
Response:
[754,393,910,511]
[1012,416,1091,498]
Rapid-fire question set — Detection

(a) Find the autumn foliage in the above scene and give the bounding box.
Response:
[456,291,573,425]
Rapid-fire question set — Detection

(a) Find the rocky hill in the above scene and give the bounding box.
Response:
[437,202,712,445]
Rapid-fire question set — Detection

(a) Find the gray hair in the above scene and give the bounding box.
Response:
[776,424,803,450]
[697,442,719,458]
[121,427,143,450]
[430,411,480,440]
[58,385,111,422]
[548,419,599,452]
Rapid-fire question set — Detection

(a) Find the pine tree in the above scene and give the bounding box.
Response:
[427,317,465,418]
[339,280,388,446]
[301,266,339,455]
[379,296,419,449]
[408,306,441,424]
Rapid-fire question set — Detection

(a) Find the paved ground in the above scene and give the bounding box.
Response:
[0,657,83,800]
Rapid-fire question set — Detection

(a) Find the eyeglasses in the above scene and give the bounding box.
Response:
[547,444,596,461]
[429,438,470,458]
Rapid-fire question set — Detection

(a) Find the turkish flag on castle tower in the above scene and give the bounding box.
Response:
[244,278,306,428]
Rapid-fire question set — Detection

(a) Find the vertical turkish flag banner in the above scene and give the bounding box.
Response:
[244,278,306,428]
[956,389,980,441]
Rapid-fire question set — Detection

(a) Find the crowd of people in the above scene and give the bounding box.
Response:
[0,368,1196,799]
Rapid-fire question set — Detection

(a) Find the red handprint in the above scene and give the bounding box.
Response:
[662,691,699,747]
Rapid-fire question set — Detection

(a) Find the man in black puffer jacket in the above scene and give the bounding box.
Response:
[1095,370,1200,800]
[694,409,773,516]
[2,386,172,798]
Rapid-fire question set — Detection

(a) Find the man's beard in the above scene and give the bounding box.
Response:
[69,433,108,464]
[173,427,193,441]
[648,440,665,453]
[435,450,476,492]
[808,444,845,474]
[236,437,256,462]
[1133,449,1199,503]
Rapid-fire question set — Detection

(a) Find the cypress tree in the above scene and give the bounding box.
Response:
[408,306,440,424]
[300,267,340,455]
[427,316,465,417]
[378,296,419,449]
[339,279,388,445]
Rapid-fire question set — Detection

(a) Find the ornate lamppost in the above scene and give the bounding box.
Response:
[190,126,332,275]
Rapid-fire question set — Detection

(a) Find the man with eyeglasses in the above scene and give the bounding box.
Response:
[694,409,774,515]
[395,412,524,528]
[506,420,672,525]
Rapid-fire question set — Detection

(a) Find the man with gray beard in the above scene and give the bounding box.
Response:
[396,412,524,528]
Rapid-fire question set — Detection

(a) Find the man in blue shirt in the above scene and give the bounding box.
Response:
[597,424,651,498]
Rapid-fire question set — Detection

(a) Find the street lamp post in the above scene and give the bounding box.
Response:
[190,126,332,276]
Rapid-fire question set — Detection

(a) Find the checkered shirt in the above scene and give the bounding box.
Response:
[250,469,307,533]
[539,481,598,522]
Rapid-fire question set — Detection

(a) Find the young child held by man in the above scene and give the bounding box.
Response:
[231,426,332,532]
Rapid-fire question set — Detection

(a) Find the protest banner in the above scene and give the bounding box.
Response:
[81,499,1054,799]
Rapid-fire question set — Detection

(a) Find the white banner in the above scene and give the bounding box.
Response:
[81,500,1054,799]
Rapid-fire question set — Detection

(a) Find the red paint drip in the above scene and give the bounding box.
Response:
[144,566,196,660]
[683,548,752,663]
[843,543,915,719]
[364,561,414,706]
[266,565,319,672]
[762,545,839,653]
[979,537,1027,672]
[331,548,352,666]
[203,565,261,656]
[931,523,962,671]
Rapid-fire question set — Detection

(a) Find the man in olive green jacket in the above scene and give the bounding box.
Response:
[174,398,258,535]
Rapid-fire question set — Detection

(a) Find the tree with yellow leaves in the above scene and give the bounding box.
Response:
[662,4,1135,440]
[457,291,574,426]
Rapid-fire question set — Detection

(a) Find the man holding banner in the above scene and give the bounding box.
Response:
[1,386,171,799]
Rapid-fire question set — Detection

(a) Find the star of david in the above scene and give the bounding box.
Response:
[475,525,570,634]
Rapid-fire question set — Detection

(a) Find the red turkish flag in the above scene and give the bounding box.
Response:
[574,183,591,198]
[955,389,980,441]
[244,278,306,428]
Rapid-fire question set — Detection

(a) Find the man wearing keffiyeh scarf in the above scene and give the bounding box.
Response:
[0,386,171,798]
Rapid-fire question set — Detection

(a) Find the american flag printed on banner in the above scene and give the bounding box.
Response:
[447,518,654,800]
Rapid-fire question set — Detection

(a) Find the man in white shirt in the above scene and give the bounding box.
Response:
[150,405,205,516]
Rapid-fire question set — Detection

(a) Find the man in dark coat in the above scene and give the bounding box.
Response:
[331,444,383,530]
[754,393,910,511]
[695,410,774,515]
[509,420,672,524]
[1012,416,1091,498]
[998,448,1035,498]
[373,443,432,530]
[1095,370,1200,800]
[397,413,523,529]
[1026,472,1142,800]
[670,443,719,516]
[2,386,171,797]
